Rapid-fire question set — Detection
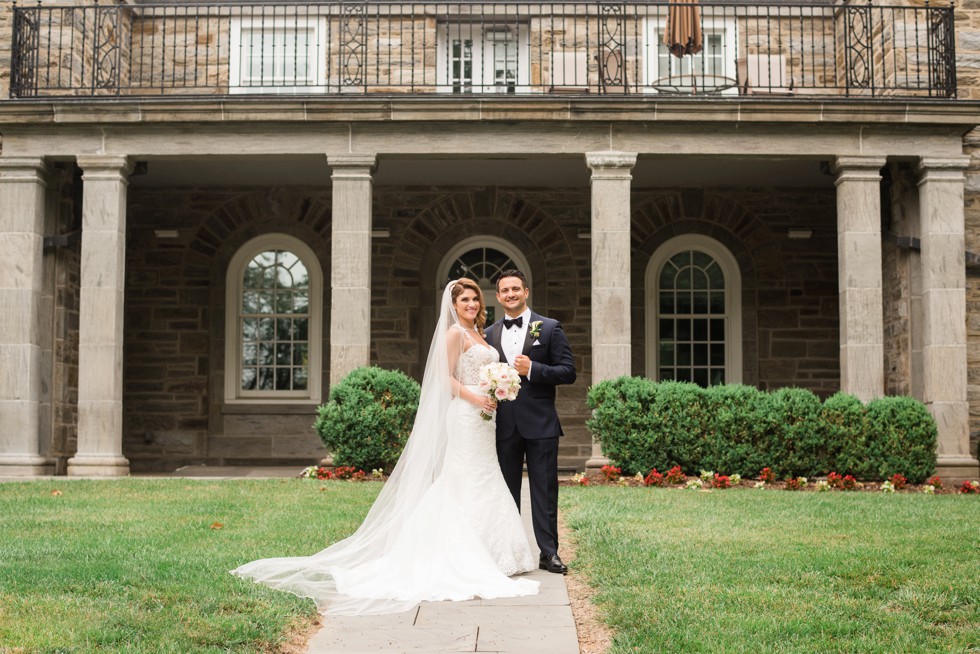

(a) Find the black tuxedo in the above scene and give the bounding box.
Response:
[486,310,576,556]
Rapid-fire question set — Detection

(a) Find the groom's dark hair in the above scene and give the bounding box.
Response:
[495,269,528,291]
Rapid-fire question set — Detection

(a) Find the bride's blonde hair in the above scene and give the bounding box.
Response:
[450,278,487,335]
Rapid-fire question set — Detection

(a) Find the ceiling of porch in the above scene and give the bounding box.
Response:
[127,154,834,190]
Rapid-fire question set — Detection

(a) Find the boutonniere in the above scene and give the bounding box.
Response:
[528,321,543,339]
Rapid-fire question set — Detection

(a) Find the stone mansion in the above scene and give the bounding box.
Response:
[0,0,978,481]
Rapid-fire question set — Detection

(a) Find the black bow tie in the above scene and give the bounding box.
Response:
[503,316,524,330]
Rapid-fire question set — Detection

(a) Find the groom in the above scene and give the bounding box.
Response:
[487,269,576,575]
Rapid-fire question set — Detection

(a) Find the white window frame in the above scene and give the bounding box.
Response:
[645,234,742,383]
[436,23,530,94]
[224,233,323,403]
[437,235,532,324]
[644,15,738,96]
[230,17,327,94]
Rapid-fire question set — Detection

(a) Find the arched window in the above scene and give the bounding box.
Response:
[224,234,323,402]
[438,236,531,325]
[646,235,741,385]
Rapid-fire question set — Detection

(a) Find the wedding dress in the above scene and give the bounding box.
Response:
[231,282,538,615]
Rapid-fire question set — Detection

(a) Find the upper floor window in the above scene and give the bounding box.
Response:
[645,16,737,95]
[225,234,323,402]
[230,17,327,93]
[437,24,529,94]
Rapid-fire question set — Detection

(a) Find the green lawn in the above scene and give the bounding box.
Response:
[2,480,977,653]
[560,486,980,654]
[0,479,381,654]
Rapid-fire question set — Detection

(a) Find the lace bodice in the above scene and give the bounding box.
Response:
[454,342,499,385]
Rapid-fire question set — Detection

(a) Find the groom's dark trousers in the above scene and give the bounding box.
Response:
[489,313,575,557]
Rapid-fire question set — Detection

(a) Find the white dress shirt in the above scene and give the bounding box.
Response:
[501,308,532,371]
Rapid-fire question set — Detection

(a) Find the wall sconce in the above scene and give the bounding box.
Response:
[787,229,812,240]
[153,229,179,239]
[577,229,591,240]
[371,228,391,238]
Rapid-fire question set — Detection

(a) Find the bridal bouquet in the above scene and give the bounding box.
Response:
[477,362,521,421]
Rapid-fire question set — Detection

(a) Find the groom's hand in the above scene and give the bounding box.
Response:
[513,354,531,377]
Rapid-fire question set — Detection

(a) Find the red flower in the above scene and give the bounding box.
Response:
[644,469,666,487]
[889,474,907,491]
[600,465,622,482]
[926,475,943,490]
[665,466,686,485]
[759,467,776,484]
[711,474,731,489]
[958,480,979,494]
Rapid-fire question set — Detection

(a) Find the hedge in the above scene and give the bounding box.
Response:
[314,366,420,472]
[587,378,937,482]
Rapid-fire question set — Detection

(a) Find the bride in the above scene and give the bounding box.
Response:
[231,278,539,615]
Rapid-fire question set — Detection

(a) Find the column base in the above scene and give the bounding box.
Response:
[67,454,130,477]
[934,455,980,486]
[0,455,54,477]
[584,454,611,472]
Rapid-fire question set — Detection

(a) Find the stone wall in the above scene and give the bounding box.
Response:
[119,183,839,471]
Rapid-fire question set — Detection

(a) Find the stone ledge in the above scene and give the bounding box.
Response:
[0,96,978,128]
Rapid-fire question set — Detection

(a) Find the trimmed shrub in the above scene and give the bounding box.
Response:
[702,384,770,477]
[586,378,937,482]
[863,397,937,483]
[822,392,870,478]
[314,366,420,472]
[764,387,827,477]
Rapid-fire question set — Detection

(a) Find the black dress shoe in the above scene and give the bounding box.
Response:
[539,553,568,575]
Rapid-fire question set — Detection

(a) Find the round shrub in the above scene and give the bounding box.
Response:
[863,397,937,483]
[822,392,870,478]
[314,366,420,472]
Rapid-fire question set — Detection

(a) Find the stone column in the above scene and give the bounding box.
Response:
[585,151,637,470]
[327,154,376,387]
[917,157,979,483]
[67,155,133,477]
[833,156,886,402]
[0,158,54,476]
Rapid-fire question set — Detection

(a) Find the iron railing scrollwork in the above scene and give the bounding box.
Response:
[597,3,628,95]
[6,1,961,100]
[93,4,123,94]
[10,2,40,98]
[927,4,956,98]
[340,1,368,90]
[843,2,874,96]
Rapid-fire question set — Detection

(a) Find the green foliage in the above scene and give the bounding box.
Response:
[586,378,938,481]
[863,396,938,483]
[702,384,771,477]
[822,392,871,477]
[764,387,827,477]
[314,366,420,472]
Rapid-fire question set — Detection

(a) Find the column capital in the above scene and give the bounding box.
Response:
[76,154,134,179]
[917,156,971,184]
[0,156,46,172]
[832,155,886,184]
[586,151,637,177]
[327,153,377,173]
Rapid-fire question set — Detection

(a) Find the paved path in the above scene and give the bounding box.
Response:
[306,481,579,654]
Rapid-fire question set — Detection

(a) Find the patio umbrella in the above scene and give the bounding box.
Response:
[664,0,703,58]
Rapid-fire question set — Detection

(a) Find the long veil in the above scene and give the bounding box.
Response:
[231,282,465,615]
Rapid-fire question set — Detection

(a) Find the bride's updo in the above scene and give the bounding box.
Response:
[450,278,487,335]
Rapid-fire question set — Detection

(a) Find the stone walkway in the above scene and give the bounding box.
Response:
[154,465,580,654]
[306,480,577,653]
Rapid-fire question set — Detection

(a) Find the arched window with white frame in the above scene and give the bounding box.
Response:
[224,234,323,402]
[438,236,531,325]
[646,235,742,385]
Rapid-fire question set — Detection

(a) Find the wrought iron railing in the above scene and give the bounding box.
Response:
[8,1,957,99]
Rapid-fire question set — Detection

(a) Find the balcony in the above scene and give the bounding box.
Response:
[9,1,957,100]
